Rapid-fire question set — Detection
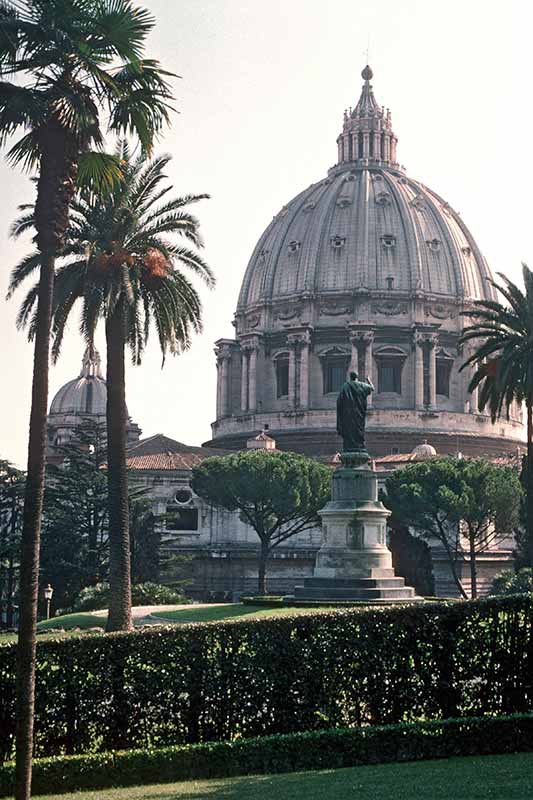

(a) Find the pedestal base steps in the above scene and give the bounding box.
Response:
[294,573,417,602]
[286,449,421,605]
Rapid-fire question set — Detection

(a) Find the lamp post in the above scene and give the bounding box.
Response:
[43,584,54,621]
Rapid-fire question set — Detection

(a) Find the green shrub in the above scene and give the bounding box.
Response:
[241,595,285,606]
[0,713,532,797]
[0,595,532,762]
[490,568,533,596]
[72,581,189,611]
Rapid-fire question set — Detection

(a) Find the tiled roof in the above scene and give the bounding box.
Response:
[375,453,419,464]
[126,433,227,471]
[126,452,215,471]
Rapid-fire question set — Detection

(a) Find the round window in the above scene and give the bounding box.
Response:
[174,488,192,505]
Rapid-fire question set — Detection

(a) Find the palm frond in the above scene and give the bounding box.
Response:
[6,251,41,297]
[77,150,123,194]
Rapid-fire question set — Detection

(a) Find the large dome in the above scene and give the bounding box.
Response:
[50,347,107,415]
[237,163,492,311]
[206,67,524,458]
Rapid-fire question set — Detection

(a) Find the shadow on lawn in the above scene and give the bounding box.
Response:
[130,773,326,800]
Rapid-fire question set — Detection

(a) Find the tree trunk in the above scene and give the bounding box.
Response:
[257,539,270,595]
[437,523,468,599]
[468,533,478,599]
[14,118,77,800]
[14,251,55,800]
[527,400,533,568]
[7,553,15,629]
[87,506,98,583]
[105,302,132,632]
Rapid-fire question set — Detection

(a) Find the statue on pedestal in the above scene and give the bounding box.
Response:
[289,371,419,602]
[336,371,374,453]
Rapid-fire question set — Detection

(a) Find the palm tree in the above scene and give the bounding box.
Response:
[0,2,172,796]
[9,145,213,633]
[459,264,533,567]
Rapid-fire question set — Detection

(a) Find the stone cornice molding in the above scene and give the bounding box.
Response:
[412,329,439,349]
[315,344,350,359]
[349,329,375,345]
[374,344,408,358]
[285,324,313,349]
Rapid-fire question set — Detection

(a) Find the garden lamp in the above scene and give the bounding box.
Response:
[43,584,54,620]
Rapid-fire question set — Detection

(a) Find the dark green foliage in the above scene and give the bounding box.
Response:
[129,498,160,584]
[0,595,532,762]
[73,582,188,611]
[41,420,109,611]
[389,528,435,597]
[192,450,330,593]
[384,457,523,597]
[41,421,162,611]
[490,568,533,596]
[0,461,24,629]
[0,712,532,797]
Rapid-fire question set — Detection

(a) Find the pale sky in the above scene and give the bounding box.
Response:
[0,0,531,467]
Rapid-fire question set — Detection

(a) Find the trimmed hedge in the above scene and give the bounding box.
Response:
[0,713,532,797]
[1,595,533,761]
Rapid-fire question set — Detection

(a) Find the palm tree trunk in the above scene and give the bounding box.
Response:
[527,400,533,568]
[105,302,133,632]
[14,251,55,800]
[14,118,77,800]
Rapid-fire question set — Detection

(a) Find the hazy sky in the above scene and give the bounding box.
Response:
[0,0,531,467]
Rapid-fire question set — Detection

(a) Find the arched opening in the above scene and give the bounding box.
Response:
[436,351,453,397]
[274,353,290,399]
[319,347,350,394]
[375,346,406,395]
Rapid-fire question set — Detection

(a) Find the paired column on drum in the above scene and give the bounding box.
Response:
[215,339,234,419]
[239,335,261,414]
[349,327,374,408]
[287,327,313,410]
[412,329,438,410]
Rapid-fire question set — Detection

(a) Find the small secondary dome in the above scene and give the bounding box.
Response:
[49,346,107,416]
[411,441,437,459]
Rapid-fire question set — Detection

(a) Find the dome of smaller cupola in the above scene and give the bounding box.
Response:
[49,347,107,416]
[411,440,437,459]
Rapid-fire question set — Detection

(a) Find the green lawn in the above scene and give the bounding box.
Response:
[150,603,332,624]
[0,613,105,643]
[31,753,533,800]
[36,612,104,631]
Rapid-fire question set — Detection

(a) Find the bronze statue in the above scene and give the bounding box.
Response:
[336,371,374,452]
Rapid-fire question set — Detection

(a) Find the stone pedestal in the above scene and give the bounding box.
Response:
[291,451,420,603]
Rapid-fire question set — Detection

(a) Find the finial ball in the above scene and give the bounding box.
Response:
[362,64,373,81]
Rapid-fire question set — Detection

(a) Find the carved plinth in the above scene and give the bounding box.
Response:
[289,451,421,604]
